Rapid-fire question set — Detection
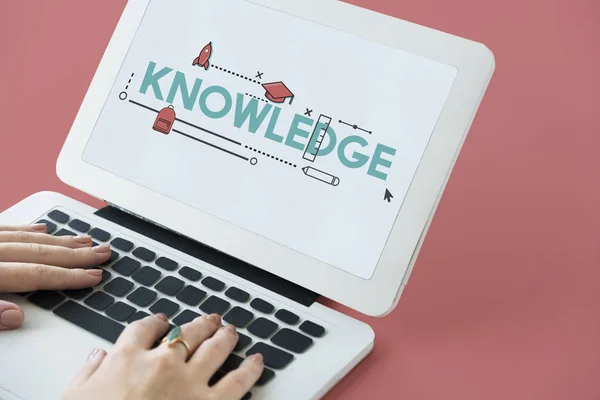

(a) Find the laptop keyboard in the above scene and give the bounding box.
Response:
[25,209,327,399]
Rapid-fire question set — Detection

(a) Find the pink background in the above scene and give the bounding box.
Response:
[1,1,599,399]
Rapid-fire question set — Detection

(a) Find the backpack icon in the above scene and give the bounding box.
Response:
[153,105,176,135]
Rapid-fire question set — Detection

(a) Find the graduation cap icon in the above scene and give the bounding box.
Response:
[262,81,294,105]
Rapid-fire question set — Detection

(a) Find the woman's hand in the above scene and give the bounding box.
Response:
[0,224,111,330]
[63,313,264,400]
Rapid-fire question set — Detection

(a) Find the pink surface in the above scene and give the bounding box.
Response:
[1,1,599,399]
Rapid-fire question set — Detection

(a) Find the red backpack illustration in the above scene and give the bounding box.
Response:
[153,105,176,134]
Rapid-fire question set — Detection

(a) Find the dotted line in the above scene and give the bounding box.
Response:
[125,73,134,90]
[245,146,296,167]
[214,64,261,85]
[245,93,268,103]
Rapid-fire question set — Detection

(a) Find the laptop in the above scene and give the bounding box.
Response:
[0,0,495,399]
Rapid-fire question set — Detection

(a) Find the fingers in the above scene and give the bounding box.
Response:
[0,300,24,331]
[0,224,47,233]
[68,348,107,387]
[0,263,103,292]
[190,322,239,380]
[157,314,222,360]
[116,313,170,350]
[0,243,111,268]
[211,354,264,400]
[0,231,93,249]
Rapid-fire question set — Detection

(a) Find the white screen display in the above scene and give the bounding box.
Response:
[83,0,457,279]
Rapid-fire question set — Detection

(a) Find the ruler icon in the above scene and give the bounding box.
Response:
[302,114,332,162]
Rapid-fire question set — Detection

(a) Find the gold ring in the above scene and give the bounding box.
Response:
[161,326,191,358]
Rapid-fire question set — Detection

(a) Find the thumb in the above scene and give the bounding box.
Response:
[69,348,107,387]
[0,300,24,330]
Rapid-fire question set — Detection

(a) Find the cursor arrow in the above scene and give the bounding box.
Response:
[384,189,393,203]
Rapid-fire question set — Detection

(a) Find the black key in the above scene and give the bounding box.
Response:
[247,318,278,339]
[172,310,201,325]
[89,227,110,242]
[241,393,252,400]
[275,309,299,325]
[55,228,76,237]
[112,256,140,276]
[209,370,226,386]
[178,266,202,281]
[104,277,134,297]
[271,328,313,353]
[299,321,325,338]
[84,292,115,311]
[48,210,69,223]
[29,291,65,310]
[250,298,274,314]
[234,332,252,352]
[201,276,225,292]
[149,298,179,318]
[63,288,93,300]
[128,311,149,324]
[92,241,99,247]
[246,343,294,370]
[132,247,155,262]
[156,256,178,271]
[127,287,157,307]
[132,266,161,286]
[68,219,90,233]
[155,276,184,296]
[17,292,32,297]
[225,287,250,303]
[223,307,254,328]
[199,296,230,315]
[176,286,206,306]
[100,250,119,267]
[105,302,136,322]
[36,219,57,234]
[99,270,112,285]
[256,368,276,386]
[220,353,244,372]
[54,300,124,344]
[111,237,134,252]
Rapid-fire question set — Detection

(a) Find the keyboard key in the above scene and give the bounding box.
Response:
[172,310,201,325]
[155,276,184,296]
[155,256,178,271]
[299,321,325,338]
[247,318,278,339]
[112,256,140,276]
[104,277,134,297]
[246,343,293,369]
[89,228,110,242]
[149,298,180,318]
[29,291,65,310]
[202,276,225,292]
[54,300,124,344]
[100,250,119,267]
[234,333,252,352]
[176,286,206,306]
[111,237,134,252]
[68,219,90,233]
[105,302,136,322]
[256,368,276,386]
[250,298,274,314]
[224,307,254,328]
[55,228,76,237]
[199,296,230,315]
[85,292,115,311]
[127,287,157,307]
[220,353,243,371]
[225,287,250,303]
[132,247,155,262]
[48,210,69,223]
[36,219,57,234]
[99,270,112,285]
[275,309,299,325]
[63,288,93,300]
[209,370,225,386]
[128,311,150,324]
[178,266,202,282]
[132,266,161,286]
[271,328,313,353]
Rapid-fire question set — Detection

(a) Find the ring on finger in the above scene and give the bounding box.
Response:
[161,326,192,358]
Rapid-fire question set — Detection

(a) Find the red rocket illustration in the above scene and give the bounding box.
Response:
[192,42,213,70]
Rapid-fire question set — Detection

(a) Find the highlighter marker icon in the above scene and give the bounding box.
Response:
[302,166,340,187]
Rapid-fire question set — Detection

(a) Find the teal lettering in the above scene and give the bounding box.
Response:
[338,135,369,168]
[166,72,203,111]
[368,144,396,180]
[285,114,313,150]
[139,62,173,100]
[234,94,272,133]
[264,107,284,143]
[199,85,232,119]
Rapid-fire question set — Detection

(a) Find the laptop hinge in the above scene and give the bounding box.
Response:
[94,205,320,307]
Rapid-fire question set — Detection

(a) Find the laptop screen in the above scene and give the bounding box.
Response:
[82,0,457,280]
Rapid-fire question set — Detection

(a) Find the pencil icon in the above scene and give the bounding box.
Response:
[302,166,340,186]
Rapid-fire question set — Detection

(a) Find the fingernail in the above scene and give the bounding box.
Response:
[154,313,168,322]
[87,348,105,361]
[208,314,221,325]
[32,223,47,232]
[0,309,23,329]
[248,353,263,365]
[93,244,110,253]
[74,235,92,244]
[86,269,104,277]
[224,324,237,335]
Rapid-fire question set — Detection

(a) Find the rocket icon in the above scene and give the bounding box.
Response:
[192,42,213,70]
